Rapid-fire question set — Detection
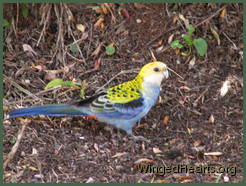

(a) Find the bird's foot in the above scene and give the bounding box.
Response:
[129,135,150,143]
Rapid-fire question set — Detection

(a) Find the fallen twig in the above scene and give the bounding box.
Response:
[37,4,51,46]
[194,5,227,28]
[3,120,30,170]
[4,75,41,101]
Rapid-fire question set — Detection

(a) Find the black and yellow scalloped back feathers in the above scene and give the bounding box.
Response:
[107,76,142,103]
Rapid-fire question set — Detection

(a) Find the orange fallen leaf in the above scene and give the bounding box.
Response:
[163,115,169,126]
[101,4,109,14]
[220,8,227,18]
[94,17,104,29]
[176,175,192,179]
[155,179,168,183]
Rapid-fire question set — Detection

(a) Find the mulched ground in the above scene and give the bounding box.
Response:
[3,3,243,183]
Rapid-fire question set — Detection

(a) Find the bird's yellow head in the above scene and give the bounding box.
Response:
[137,61,169,86]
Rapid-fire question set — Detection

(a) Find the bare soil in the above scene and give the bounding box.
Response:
[3,3,243,183]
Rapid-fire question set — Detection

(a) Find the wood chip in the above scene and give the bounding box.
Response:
[204,152,223,156]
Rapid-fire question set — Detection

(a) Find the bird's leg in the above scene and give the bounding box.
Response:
[127,130,150,143]
[104,125,114,137]
[104,125,123,139]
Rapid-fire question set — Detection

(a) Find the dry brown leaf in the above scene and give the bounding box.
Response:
[179,14,189,28]
[188,56,196,69]
[220,80,231,97]
[134,158,154,164]
[76,24,86,32]
[136,19,142,23]
[91,43,103,56]
[112,152,127,158]
[193,139,202,147]
[184,154,195,159]
[208,114,215,124]
[155,179,168,183]
[93,143,99,152]
[32,65,47,71]
[23,44,37,56]
[173,15,178,23]
[168,34,174,44]
[210,27,220,45]
[180,179,192,183]
[168,138,178,145]
[187,128,193,134]
[86,177,95,183]
[101,4,109,14]
[133,3,147,9]
[28,166,38,171]
[32,148,38,155]
[176,175,192,179]
[121,8,130,18]
[141,142,145,151]
[156,45,164,53]
[179,100,185,105]
[179,86,191,91]
[224,175,229,182]
[153,147,162,154]
[94,17,104,29]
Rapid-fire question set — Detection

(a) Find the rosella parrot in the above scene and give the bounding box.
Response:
[8,62,169,138]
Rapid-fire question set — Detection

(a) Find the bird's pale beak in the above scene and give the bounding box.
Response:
[163,69,169,79]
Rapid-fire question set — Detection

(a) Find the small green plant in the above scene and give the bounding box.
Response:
[70,43,80,54]
[3,18,12,28]
[171,24,208,56]
[45,78,87,98]
[105,44,116,55]
[20,4,29,18]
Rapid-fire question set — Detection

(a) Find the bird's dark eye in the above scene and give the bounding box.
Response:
[153,67,160,72]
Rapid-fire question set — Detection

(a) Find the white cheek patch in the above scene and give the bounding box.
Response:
[144,74,164,85]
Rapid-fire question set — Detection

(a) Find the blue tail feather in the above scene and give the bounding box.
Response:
[8,104,87,118]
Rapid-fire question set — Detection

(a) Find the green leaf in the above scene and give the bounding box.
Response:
[79,82,88,98]
[170,40,183,49]
[9,136,16,144]
[21,4,29,18]
[187,24,195,36]
[105,45,116,55]
[45,78,83,90]
[3,19,11,28]
[63,81,79,89]
[182,34,193,46]
[70,43,79,54]
[193,38,208,56]
[44,79,64,90]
